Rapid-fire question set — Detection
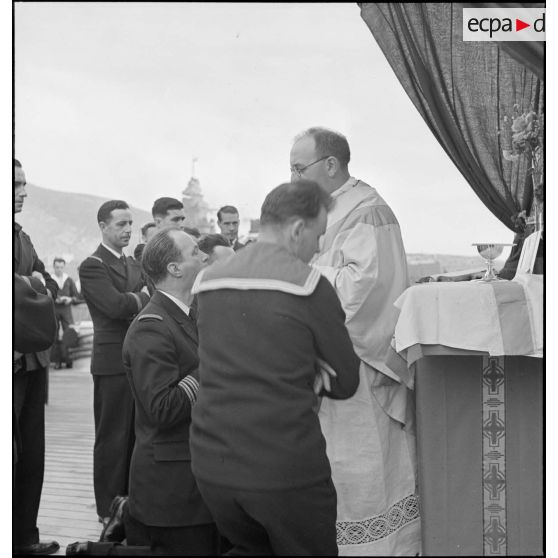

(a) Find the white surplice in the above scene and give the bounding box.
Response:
[312,177,421,556]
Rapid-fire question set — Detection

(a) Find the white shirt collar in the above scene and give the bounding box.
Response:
[158,290,191,318]
[101,242,124,259]
[331,176,359,199]
[53,273,68,290]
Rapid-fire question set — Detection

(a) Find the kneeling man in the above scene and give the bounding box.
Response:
[190,180,360,556]
[122,228,217,556]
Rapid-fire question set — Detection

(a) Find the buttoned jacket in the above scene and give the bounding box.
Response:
[122,291,212,527]
[79,244,149,376]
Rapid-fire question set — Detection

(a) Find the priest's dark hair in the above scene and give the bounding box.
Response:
[294,127,351,168]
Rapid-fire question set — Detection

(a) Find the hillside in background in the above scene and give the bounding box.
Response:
[16,184,152,277]
[16,184,499,281]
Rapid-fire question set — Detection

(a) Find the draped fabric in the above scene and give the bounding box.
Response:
[499,41,544,81]
[359,3,544,234]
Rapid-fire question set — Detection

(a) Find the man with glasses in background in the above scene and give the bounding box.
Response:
[289,127,420,556]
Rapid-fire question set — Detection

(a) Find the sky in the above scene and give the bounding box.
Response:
[12,1,518,257]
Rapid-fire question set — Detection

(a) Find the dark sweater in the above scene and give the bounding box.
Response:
[190,242,360,491]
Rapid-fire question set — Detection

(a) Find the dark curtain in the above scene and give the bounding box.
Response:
[359,2,544,234]
[499,41,544,80]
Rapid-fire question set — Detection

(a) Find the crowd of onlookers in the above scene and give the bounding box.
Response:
[14,127,422,557]
[45,199,246,372]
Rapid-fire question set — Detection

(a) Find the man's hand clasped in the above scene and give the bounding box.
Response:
[313,358,337,395]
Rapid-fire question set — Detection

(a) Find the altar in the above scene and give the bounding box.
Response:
[390,275,543,556]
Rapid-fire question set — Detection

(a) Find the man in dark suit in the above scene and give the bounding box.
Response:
[13,158,60,555]
[122,228,218,555]
[216,205,245,250]
[79,200,150,522]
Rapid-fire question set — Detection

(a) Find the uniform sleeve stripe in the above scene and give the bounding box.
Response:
[178,376,199,405]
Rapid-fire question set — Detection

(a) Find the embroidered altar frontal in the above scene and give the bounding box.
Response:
[415,355,543,556]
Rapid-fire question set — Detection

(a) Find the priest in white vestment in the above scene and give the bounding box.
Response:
[290,127,421,556]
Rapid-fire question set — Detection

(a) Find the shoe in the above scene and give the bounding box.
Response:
[65,541,90,555]
[99,495,127,542]
[66,361,73,369]
[14,540,60,555]
[54,363,62,370]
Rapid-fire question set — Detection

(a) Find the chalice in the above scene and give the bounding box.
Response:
[472,243,514,282]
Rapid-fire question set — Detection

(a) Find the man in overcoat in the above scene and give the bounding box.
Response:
[13,158,60,555]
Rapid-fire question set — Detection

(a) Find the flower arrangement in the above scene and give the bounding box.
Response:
[502,108,541,162]
[501,104,544,231]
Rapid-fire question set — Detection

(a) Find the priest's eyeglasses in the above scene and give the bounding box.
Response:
[290,156,329,178]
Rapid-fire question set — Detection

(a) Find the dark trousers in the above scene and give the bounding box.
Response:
[13,367,47,547]
[93,374,135,518]
[53,307,73,365]
[196,478,338,556]
[125,508,219,556]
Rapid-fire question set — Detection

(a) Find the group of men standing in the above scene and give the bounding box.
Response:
[14,126,420,556]
[78,198,245,530]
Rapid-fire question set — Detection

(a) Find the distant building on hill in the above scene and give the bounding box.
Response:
[181,158,214,234]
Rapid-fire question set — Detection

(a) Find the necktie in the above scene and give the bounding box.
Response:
[120,255,128,280]
[14,225,22,269]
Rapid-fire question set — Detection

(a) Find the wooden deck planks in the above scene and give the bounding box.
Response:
[37,359,103,555]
